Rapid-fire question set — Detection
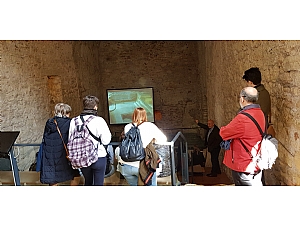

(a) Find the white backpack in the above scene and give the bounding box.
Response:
[240,112,278,170]
[256,134,278,169]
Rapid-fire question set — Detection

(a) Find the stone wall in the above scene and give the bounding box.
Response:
[0,41,101,170]
[0,41,203,171]
[98,41,203,139]
[2,40,299,186]
[198,40,300,185]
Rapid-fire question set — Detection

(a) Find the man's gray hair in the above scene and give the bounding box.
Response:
[240,88,259,103]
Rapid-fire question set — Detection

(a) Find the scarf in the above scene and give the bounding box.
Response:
[239,104,261,113]
[80,109,98,116]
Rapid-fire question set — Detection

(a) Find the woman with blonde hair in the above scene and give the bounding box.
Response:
[40,103,81,186]
[115,107,167,186]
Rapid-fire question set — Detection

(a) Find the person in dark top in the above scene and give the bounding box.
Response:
[195,119,223,177]
[40,103,80,186]
[242,67,271,124]
[242,67,271,185]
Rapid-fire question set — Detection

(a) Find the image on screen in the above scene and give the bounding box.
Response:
[107,87,154,125]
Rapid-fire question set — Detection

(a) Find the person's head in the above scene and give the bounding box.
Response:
[54,103,71,117]
[242,67,262,87]
[239,87,259,108]
[83,95,99,110]
[207,120,215,129]
[132,107,148,125]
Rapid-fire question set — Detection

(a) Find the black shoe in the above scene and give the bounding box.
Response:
[206,173,217,177]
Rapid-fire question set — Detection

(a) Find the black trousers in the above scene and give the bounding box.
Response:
[209,147,221,174]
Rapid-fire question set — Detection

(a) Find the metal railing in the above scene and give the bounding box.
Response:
[10,134,189,186]
[156,131,189,185]
[170,131,189,185]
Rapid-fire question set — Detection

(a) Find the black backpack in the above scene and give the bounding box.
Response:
[119,123,145,162]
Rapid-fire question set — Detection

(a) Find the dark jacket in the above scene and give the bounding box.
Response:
[197,122,223,152]
[255,84,271,121]
[40,116,75,184]
[138,142,161,186]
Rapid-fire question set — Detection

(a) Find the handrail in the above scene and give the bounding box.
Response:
[162,127,200,130]
[13,134,189,186]
[13,142,122,147]
[277,139,294,157]
[171,131,187,143]
[14,143,41,147]
[156,131,189,186]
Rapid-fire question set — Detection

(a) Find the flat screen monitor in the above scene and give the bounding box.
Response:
[107,87,154,125]
[0,131,20,154]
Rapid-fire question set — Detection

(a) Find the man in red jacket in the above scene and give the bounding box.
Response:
[220,87,265,186]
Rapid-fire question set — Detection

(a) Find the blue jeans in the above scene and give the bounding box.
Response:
[149,171,157,186]
[119,163,139,186]
[81,157,106,186]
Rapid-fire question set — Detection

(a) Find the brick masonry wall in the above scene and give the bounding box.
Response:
[198,40,300,185]
[98,41,203,139]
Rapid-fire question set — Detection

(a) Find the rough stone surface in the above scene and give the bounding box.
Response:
[0,41,203,172]
[0,40,299,186]
[198,40,300,185]
[98,41,203,136]
[0,41,101,170]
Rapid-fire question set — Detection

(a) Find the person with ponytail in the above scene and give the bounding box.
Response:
[116,107,167,186]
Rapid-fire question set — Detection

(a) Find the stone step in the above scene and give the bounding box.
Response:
[0,170,233,186]
[0,171,124,186]
[0,171,44,186]
[0,171,173,186]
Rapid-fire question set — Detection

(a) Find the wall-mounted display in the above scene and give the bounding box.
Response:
[106,87,154,125]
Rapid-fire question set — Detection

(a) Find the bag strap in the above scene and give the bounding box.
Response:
[53,119,69,158]
[80,115,103,145]
[132,122,143,128]
[240,112,265,136]
[239,112,265,158]
[239,139,253,158]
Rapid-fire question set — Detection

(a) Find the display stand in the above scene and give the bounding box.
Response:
[0,131,20,186]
